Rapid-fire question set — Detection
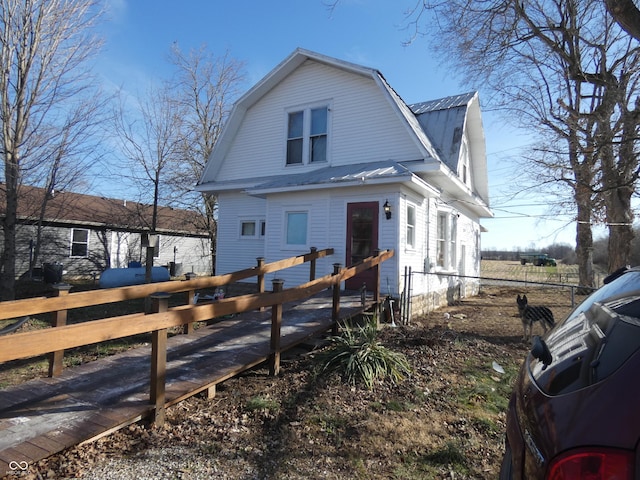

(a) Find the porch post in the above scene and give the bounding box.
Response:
[332,263,342,336]
[182,273,197,334]
[269,279,284,376]
[48,283,72,377]
[149,292,170,426]
[309,246,317,281]
[257,257,265,312]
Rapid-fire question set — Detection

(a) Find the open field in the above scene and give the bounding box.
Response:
[481,259,585,286]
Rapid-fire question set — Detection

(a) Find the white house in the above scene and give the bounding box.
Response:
[196,48,492,316]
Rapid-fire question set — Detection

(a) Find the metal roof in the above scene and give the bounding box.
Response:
[408,92,478,173]
[408,92,476,115]
[245,161,415,194]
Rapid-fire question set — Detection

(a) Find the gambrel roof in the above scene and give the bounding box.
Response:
[409,92,489,205]
[197,48,491,217]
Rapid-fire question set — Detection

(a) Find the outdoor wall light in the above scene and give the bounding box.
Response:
[383,200,392,219]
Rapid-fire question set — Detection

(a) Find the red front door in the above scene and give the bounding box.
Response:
[345,202,379,291]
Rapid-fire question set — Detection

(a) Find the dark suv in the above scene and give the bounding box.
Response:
[501,266,640,479]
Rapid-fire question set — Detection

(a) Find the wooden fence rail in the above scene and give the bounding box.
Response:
[0,248,393,426]
[0,247,336,321]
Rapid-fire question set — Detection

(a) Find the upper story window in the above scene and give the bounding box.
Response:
[286,105,329,165]
[459,137,470,186]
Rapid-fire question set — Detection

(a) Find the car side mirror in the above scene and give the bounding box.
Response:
[531,336,552,370]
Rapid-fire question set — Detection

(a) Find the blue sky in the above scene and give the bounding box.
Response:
[94,0,583,250]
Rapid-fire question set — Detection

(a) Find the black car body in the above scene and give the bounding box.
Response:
[501,267,640,479]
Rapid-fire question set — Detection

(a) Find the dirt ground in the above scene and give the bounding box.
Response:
[17,285,578,480]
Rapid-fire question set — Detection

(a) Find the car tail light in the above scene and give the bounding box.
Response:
[547,448,634,480]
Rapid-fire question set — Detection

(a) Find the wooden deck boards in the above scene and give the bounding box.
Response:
[0,292,367,475]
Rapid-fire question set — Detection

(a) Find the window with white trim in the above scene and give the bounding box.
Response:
[286,105,328,165]
[285,211,308,246]
[70,228,89,257]
[239,219,265,239]
[406,204,416,248]
[460,139,470,186]
[436,212,458,270]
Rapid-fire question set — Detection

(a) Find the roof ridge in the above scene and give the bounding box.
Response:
[409,92,477,114]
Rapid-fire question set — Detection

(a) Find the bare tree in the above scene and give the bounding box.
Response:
[167,45,245,273]
[605,0,640,40]
[0,0,104,300]
[28,93,110,277]
[408,0,640,283]
[112,84,186,283]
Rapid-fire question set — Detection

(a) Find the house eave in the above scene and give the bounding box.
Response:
[245,175,416,197]
[408,159,492,217]
[16,216,210,237]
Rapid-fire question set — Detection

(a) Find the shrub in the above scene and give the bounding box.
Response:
[316,316,411,390]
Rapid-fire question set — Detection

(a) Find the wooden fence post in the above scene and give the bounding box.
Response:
[373,249,382,328]
[332,263,342,336]
[48,283,72,377]
[257,257,265,312]
[149,292,171,426]
[182,273,197,334]
[309,247,317,281]
[373,250,381,305]
[269,279,284,376]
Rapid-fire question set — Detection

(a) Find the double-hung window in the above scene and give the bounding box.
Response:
[436,212,458,270]
[406,204,416,249]
[70,228,89,257]
[286,105,328,165]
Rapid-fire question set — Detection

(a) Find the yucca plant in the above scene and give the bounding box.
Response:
[317,316,411,390]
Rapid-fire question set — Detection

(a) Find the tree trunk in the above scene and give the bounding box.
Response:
[574,171,595,292]
[1,159,19,301]
[1,192,17,301]
[605,185,634,272]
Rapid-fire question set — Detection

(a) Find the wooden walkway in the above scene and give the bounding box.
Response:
[0,291,367,476]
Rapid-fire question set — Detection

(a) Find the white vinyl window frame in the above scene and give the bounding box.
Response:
[459,136,470,186]
[239,218,266,239]
[436,211,458,271]
[70,228,89,258]
[406,203,416,249]
[283,210,309,249]
[285,102,331,166]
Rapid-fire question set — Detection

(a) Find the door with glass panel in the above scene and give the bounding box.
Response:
[345,202,379,291]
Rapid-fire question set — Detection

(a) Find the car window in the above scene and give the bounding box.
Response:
[566,270,640,322]
[530,289,640,395]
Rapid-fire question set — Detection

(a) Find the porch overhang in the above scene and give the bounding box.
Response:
[242,160,441,198]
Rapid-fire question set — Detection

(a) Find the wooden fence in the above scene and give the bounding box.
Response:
[0,247,394,425]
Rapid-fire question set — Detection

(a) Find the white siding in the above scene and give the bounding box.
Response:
[211,61,422,183]
[206,54,488,316]
[216,192,266,275]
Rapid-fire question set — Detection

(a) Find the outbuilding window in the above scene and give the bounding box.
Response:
[70,228,89,257]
